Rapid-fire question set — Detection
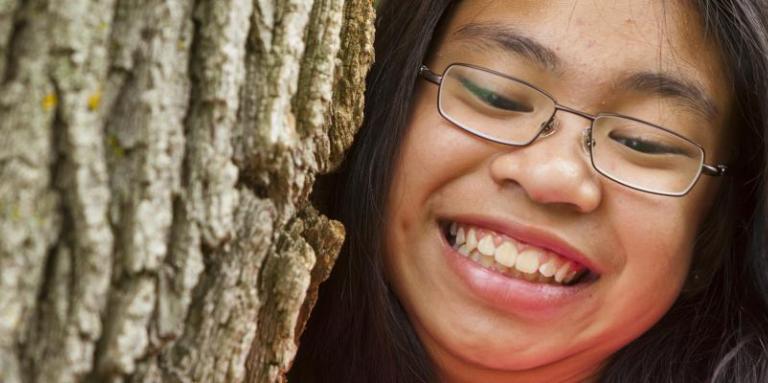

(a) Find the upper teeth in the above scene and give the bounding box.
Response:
[477,236,495,256]
[450,223,585,285]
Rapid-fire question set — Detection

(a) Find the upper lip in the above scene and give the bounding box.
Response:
[442,214,603,274]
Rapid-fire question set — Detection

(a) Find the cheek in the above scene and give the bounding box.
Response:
[387,88,491,223]
[606,194,701,305]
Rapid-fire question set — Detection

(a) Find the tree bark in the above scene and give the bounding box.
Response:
[0,0,374,382]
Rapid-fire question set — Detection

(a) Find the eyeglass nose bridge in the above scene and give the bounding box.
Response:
[536,105,597,155]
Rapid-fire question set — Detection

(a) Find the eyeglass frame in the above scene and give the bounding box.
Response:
[418,63,728,197]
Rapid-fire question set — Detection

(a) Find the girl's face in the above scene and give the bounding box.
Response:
[384,1,732,382]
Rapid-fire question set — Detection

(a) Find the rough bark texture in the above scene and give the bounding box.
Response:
[0,0,374,382]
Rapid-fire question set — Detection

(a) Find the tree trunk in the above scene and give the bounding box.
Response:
[0,0,374,382]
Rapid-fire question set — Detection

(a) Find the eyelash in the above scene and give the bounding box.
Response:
[608,131,692,156]
[460,77,533,113]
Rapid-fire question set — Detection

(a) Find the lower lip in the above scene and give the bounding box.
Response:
[439,227,594,319]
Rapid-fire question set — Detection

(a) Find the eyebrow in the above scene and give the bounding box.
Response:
[452,22,719,119]
[619,72,719,119]
[453,23,561,71]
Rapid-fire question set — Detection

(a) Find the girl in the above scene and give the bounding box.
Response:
[291,1,768,382]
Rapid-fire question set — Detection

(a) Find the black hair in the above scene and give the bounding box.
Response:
[290,1,768,382]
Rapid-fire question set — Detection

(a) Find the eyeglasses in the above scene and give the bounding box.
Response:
[418,63,728,197]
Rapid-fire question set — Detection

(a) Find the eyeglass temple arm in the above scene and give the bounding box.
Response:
[419,65,442,84]
[702,164,727,176]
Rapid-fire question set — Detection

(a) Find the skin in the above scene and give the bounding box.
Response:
[384,1,733,382]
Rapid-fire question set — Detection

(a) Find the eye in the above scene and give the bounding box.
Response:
[459,77,534,113]
[608,131,692,157]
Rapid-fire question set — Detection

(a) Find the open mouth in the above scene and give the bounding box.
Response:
[440,220,599,287]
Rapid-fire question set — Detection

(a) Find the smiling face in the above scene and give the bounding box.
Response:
[384,1,732,382]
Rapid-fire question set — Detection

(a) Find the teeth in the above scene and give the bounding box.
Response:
[538,255,560,278]
[449,222,593,286]
[515,249,542,274]
[554,262,572,283]
[564,270,579,284]
[466,228,478,251]
[477,235,495,256]
[456,227,465,246]
[494,242,517,267]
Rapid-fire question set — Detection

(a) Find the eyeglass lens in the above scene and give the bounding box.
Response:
[437,64,706,195]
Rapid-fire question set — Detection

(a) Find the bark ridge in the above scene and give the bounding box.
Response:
[0,0,374,382]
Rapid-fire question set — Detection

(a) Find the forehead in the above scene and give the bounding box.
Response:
[441,1,716,65]
[434,0,731,120]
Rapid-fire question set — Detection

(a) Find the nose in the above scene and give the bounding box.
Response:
[488,115,602,213]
